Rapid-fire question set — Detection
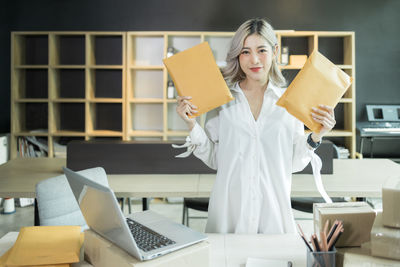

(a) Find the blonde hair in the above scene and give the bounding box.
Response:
[222,18,286,87]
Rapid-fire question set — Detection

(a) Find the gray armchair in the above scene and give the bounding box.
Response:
[35,167,109,230]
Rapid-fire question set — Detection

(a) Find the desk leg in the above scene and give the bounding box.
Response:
[360,137,365,156]
[370,137,374,158]
[34,198,40,226]
[142,198,149,210]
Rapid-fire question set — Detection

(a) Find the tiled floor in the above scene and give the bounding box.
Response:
[0,197,315,238]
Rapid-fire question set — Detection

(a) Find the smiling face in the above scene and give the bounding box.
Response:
[238,34,277,84]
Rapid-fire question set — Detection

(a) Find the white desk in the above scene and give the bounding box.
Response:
[1,158,399,198]
[207,233,305,267]
[0,232,305,267]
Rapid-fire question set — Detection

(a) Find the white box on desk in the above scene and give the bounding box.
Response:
[371,212,400,261]
[84,230,210,267]
[382,176,400,228]
[336,244,400,267]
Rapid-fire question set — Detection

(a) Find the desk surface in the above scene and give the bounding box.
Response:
[1,158,399,198]
[0,231,305,267]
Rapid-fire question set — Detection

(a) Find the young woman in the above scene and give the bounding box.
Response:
[175,18,336,234]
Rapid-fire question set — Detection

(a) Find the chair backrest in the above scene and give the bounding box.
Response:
[35,167,109,230]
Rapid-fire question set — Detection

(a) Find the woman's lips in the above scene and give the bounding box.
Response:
[250,67,262,72]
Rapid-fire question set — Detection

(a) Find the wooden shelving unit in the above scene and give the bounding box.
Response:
[11,32,126,158]
[11,30,356,158]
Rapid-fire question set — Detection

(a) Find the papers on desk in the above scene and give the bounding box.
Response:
[0,226,83,267]
[246,257,292,267]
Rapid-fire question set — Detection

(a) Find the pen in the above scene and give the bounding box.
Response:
[327,220,338,243]
[327,221,344,249]
[312,234,321,252]
[328,228,344,251]
[323,219,330,237]
[320,231,328,252]
[297,224,313,252]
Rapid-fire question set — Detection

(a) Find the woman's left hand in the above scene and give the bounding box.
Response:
[311,104,336,141]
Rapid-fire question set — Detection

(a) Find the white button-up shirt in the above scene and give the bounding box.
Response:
[175,81,330,234]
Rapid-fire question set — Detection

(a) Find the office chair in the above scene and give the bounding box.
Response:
[35,167,109,229]
[182,198,209,226]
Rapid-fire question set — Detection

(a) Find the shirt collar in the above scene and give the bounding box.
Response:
[231,81,285,98]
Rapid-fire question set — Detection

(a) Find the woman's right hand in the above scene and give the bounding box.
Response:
[176,96,198,130]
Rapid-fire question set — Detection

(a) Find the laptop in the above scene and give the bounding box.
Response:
[63,167,207,261]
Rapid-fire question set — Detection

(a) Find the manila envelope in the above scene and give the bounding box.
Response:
[163,42,234,117]
[277,50,353,133]
[3,226,82,267]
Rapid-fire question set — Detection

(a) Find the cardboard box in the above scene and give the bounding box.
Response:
[289,55,307,68]
[313,202,376,247]
[371,212,400,260]
[382,176,400,228]
[336,243,400,267]
[84,230,210,267]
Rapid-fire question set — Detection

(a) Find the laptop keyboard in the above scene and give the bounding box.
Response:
[126,218,176,252]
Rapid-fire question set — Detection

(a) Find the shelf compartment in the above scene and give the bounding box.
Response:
[318,36,353,65]
[131,103,163,132]
[90,103,123,132]
[129,135,163,141]
[88,69,123,98]
[129,35,164,66]
[342,69,354,99]
[204,35,232,68]
[167,102,200,132]
[130,130,164,137]
[52,35,85,65]
[16,136,48,158]
[281,69,300,85]
[90,35,123,65]
[50,69,85,99]
[130,69,164,99]
[167,35,201,55]
[280,35,315,61]
[52,136,85,158]
[13,69,48,99]
[14,34,48,65]
[14,103,48,133]
[53,103,85,132]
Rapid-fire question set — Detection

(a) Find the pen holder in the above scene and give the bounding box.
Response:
[306,248,336,267]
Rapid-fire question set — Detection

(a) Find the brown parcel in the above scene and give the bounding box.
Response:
[336,243,400,267]
[313,202,376,247]
[163,42,234,117]
[277,50,353,133]
[371,212,400,261]
[84,230,210,267]
[382,176,400,228]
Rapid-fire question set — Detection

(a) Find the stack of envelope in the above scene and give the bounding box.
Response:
[0,226,83,267]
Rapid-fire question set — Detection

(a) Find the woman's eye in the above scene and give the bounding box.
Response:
[241,50,249,54]
[259,49,268,53]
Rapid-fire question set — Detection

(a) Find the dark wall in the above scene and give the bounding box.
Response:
[2,0,400,156]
